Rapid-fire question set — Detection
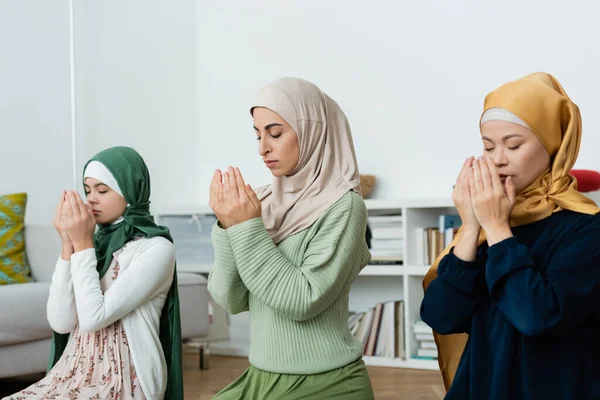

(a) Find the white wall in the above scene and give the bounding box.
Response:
[76,1,198,211]
[3,1,599,224]
[0,0,73,224]
[196,1,600,202]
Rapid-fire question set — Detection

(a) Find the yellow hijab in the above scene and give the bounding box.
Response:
[423,72,600,390]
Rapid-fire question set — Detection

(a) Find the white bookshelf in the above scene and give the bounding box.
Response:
[154,196,457,370]
[362,356,439,370]
[349,198,455,370]
[359,265,403,276]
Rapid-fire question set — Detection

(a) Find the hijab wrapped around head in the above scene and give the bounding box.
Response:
[48,146,184,399]
[251,77,362,244]
[423,72,600,390]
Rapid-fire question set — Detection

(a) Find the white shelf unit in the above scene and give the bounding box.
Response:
[154,197,456,370]
[349,198,455,370]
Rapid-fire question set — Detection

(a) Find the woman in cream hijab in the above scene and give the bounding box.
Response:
[207,77,374,399]
[421,72,600,399]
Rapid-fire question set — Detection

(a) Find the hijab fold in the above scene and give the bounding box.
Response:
[251,78,362,244]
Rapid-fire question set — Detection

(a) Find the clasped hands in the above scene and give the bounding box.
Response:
[53,190,96,255]
[209,166,261,229]
[453,154,515,245]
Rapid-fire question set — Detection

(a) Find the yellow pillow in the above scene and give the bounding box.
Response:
[0,193,32,284]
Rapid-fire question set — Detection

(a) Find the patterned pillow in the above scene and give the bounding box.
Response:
[0,192,32,284]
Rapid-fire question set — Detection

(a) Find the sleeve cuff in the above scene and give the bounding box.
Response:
[486,237,533,289]
[212,220,229,242]
[443,247,481,270]
[487,236,519,258]
[226,218,272,273]
[211,221,236,265]
[56,256,71,269]
[437,247,483,293]
[70,248,97,265]
[54,256,72,280]
[226,217,265,241]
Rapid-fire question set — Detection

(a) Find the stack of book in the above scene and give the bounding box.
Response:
[413,320,437,359]
[414,214,462,264]
[348,300,405,359]
[368,215,403,264]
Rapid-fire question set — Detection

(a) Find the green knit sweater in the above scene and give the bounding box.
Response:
[207,191,371,374]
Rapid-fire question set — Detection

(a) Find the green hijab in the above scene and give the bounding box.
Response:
[47,146,183,399]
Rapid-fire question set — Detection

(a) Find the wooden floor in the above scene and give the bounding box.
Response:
[0,353,445,399]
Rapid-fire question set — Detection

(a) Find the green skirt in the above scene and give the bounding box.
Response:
[211,357,374,400]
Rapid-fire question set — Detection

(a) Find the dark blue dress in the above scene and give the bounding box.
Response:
[421,210,600,399]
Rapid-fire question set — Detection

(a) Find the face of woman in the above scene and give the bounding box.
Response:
[84,177,127,224]
[253,107,300,177]
[481,120,551,193]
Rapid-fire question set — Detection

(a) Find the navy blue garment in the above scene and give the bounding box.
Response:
[421,210,600,400]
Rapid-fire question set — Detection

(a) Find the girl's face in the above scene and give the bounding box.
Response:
[253,107,300,177]
[481,120,551,193]
[84,177,127,224]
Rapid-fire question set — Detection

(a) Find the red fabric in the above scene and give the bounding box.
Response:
[570,169,600,192]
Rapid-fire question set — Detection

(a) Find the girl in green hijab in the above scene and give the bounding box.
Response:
[3,146,183,400]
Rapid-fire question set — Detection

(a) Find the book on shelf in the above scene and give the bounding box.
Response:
[414,227,443,266]
[413,320,438,359]
[348,300,405,359]
[370,239,404,250]
[413,355,437,360]
[439,214,462,247]
[368,215,403,226]
[369,255,403,265]
[364,303,384,356]
[419,340,437,349]
[370,226,403,239]
[367,215,403,264]
[414,214,462,265]
[368,215,403,242]
[352,310,374,347]
[413,320,433,334]
[415,332,435,341]
[416,348,438,358]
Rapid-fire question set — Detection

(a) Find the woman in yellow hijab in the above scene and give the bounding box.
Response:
[421,72,600,399]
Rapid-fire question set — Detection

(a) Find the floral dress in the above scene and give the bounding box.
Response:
[3,248,145,400]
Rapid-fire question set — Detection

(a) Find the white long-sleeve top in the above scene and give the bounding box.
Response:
[46,236,176,400]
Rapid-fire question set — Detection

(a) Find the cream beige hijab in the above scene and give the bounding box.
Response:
[251,77,362,244]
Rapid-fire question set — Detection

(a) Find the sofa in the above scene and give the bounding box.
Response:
[0,224,210,379]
